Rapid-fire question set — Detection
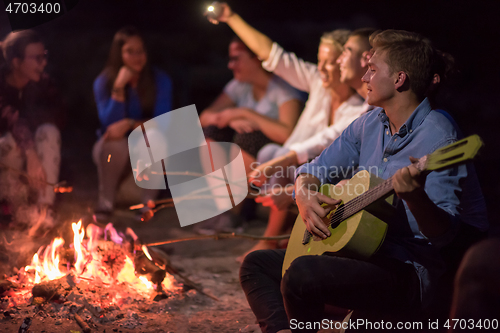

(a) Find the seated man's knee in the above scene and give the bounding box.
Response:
[240,250,270,277]
[35,123,61,144]
[281,256,318,298]
[100,137,128,151]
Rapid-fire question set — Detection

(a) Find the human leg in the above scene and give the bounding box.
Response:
[0,132,26,217]
[241,176,295,260]
[281,255,420,333]
[34,123,61,206]
[240,249,291,333]
[92,136,130,212]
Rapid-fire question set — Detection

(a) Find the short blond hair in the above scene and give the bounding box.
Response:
[320,29,351,52]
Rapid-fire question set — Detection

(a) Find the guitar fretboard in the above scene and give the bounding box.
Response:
[329,177,394,226]
[302,177,395,244]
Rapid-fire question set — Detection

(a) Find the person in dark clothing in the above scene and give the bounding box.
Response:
[0,30,64,233]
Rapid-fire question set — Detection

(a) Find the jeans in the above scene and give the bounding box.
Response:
[240,249,421,333]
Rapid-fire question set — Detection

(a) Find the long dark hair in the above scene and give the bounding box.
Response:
[1,30,44,76]
[102,26,156,118]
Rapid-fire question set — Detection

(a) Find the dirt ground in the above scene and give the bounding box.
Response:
[0,190,270,333]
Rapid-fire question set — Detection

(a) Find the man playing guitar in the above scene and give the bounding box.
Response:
[239,30,488,333]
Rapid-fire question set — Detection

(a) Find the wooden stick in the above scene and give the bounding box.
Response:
[0,161,72,193]
[130,185,264,211]
[145,232,290,247]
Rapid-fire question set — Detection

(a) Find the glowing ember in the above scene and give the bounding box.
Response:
[207,5,214,11]
[142,245,153,261]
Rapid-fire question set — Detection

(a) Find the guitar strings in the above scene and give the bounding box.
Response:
[329,178,393,224]
[301,176,395,241]
[328,177,394,226]
[327,153,433,225]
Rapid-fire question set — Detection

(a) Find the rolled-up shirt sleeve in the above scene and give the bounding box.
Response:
[261,42,318,93]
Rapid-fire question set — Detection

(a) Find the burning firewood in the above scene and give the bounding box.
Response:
[31,274,73,300]
[0,279,19,295]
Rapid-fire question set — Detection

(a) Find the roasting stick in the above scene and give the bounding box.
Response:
[139,233,289,301]
[144,233,290,247]
[130,170,254,211]
[0,161,73,193]
[131,184,298,222]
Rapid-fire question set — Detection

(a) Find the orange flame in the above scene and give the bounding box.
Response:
[142,245,153,261]
[72,221,86,275]
[24,237,65,284]
[20,220,178,298]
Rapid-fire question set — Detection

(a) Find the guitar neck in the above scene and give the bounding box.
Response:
[328,134,483,226]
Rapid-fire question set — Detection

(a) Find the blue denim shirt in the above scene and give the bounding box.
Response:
[295,98,488,306]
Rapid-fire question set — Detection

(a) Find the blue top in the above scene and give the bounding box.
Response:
[93,68,173,133]
[295,98,488,307]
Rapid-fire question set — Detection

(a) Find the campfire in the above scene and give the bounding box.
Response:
[2,220,185,331]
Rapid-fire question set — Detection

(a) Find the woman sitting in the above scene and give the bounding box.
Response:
[92,26,173,221]
[199,36,305,173]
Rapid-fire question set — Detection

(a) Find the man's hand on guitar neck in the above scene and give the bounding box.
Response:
[392,156,427,201]
[295,174,341,240]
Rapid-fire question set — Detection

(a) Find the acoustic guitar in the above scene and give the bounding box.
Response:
[282,135,483,276]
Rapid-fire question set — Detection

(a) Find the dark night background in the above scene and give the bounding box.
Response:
[1,0,499,233]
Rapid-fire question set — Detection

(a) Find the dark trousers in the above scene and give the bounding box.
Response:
[240,249,421,333]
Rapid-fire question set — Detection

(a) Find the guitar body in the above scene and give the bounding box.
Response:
[282,170,389,276]
[281,135,484,276]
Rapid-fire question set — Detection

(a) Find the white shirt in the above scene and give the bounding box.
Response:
[262,42,365,164]
[289,95,366,164]
[223,75,304,120]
